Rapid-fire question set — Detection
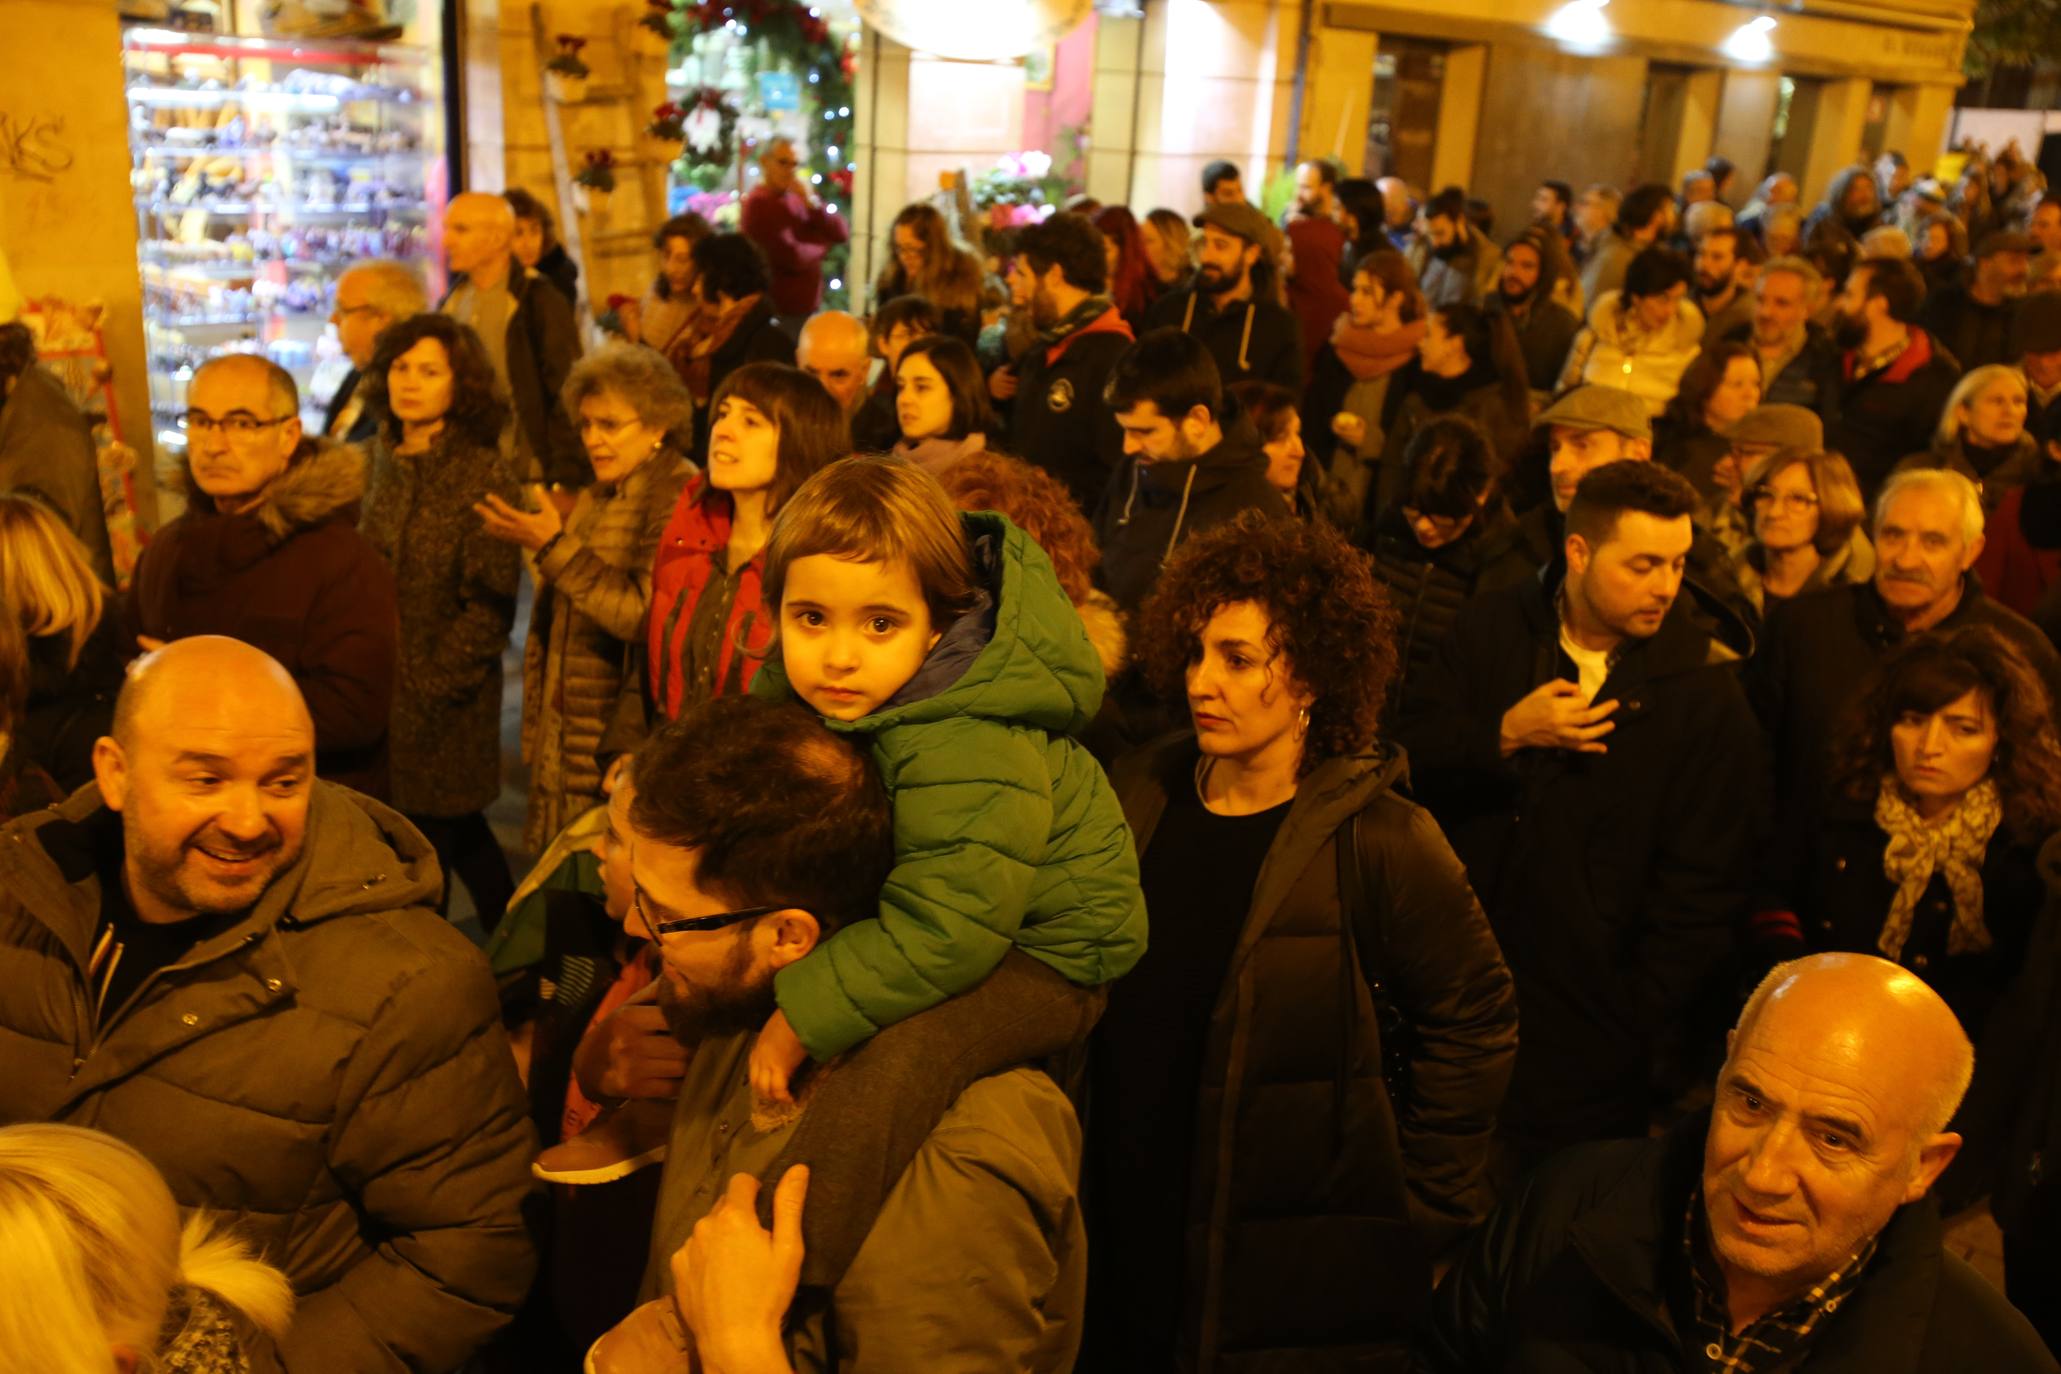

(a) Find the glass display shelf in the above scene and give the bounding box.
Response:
[125,23,446,456]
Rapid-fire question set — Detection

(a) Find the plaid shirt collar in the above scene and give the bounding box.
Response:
[1681,1192,1877,1374]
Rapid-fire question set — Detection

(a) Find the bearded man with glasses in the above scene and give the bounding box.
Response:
[587,695,1090,1373]
[129,352,399,798]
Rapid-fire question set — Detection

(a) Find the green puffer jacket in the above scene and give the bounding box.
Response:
[754,511,1148,1058]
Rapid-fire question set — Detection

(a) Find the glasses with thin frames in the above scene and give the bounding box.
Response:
[1751,487,1820,513]
[183,412,292,438]
[631,886,788,941]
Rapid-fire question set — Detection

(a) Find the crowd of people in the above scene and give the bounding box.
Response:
[6,133,2061,1373]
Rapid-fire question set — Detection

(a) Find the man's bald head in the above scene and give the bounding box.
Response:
[797,311,872,411]
[114,637,313,750]
[95,638,315,925]
[446,192,516,278]
[1703,952,1973,1323]
[1734,953,1974,1137]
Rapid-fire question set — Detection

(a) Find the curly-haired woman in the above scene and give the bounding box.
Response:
[360,314,523,927]
[476,342,696,851]
[1763,625,2061,1041]
[1084,511,1516,1369]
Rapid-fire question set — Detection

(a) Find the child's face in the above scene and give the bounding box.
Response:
[780,554,941,721]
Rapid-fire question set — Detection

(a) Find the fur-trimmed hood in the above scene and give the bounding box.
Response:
[1077,588,1128,681]
[182,435,366,544]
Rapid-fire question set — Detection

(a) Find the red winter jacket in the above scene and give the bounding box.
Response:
[646,476,774,718]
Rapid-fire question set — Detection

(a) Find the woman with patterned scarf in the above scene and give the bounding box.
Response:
[1785,626,2061,1341]
[1757,625,2061,1045]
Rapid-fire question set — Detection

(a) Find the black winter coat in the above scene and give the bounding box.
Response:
[1108,738,1517,1372]
[1795,800,2045,1044]
[15,617,126,795]
[131,439,398,798]
[1747,577,2061,899]
[1827,327,1962,498]
[1954,834,2061,1235]
[1007,304,1134,512]
[1395,575,1764,1155]
[1364,502,1528,712]
[1094,409,1290,611]
[1417,1113,2057,1373]
[359,432,521,817]
[0,364,116,583]
[1146,285,1304,392]
[1486,294,1581,394]
[1919,281,2020,371]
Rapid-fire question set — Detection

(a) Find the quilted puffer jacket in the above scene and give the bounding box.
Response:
[0,782,537,1373]
[753,511,1149,1058]
[520,449,693,849]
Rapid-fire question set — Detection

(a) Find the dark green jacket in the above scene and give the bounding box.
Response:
[754,511,1147,1058]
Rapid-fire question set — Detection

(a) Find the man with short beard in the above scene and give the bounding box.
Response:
[1002,211,1135,510]
[1485,225,1580,392]
[1409,185,1501,307]
[0,637,537,1372]
[587,697,1088,1371]
[1145,199,1303,391]
[1826,256,1963,497]
[1693,225,1757,342]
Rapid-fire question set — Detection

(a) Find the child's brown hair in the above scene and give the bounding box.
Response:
[763,455,982,628]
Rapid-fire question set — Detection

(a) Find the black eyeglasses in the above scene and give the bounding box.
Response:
[632,885,789,939]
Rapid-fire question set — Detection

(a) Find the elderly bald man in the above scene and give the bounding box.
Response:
[796,309,897,451]
[1421,953,2056,1373]
[439,189,588,490]
[0,638,537,1373]
[740,136,848,316]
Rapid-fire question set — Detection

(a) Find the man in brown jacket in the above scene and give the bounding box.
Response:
[0,638,536,1373]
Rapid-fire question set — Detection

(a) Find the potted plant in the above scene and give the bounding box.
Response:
[642,102,686,165]
[543,35,591,103]
[632,0,675,58]
[572,149,617,215]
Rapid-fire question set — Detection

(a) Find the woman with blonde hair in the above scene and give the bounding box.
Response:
[1900,364,2039,507]
[0,1123,292,1374]
[0,493,124,818]
[873,202,985,344]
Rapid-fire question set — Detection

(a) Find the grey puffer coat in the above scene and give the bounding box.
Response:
[520,449,693,849]
[360,432,521,817]
[0,782,538,1373]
